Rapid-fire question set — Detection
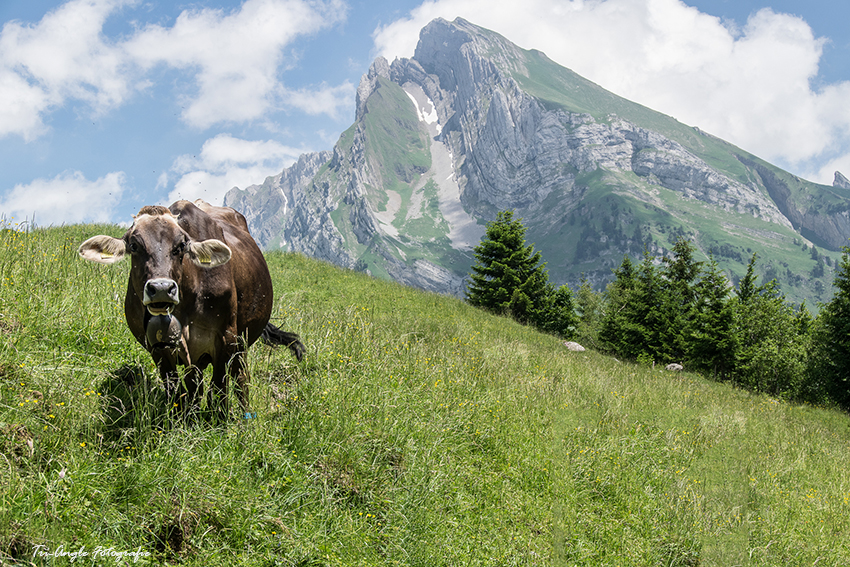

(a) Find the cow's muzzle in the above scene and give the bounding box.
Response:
[143,278,179,315]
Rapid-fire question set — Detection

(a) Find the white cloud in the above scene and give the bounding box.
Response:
[0,0,133,140]
[124,0,348,128]
[0,67,52,141]
[0,170,127,226]
[373,0,850,184]
[283,81,356,120]
[0,0,349,141]
[165,134,305,205]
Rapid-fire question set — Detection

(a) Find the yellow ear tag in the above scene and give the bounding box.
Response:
[100,252,113,259]
[198,252,211,265]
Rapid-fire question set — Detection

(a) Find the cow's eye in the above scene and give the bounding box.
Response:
[128,241,139,254]
[172,242,186,257]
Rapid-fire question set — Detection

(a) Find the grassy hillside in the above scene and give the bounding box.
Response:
[1,225,849,566]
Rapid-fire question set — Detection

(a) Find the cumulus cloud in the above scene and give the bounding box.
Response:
[165,134,305,205]
[373,0,850,184]
[0,170,127,226]
[283,81,356,120]
[0,0,133,140]
[0,0,349,140]
[124,0,348,128]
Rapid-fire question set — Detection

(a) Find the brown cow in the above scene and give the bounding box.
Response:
[78,199,304,418]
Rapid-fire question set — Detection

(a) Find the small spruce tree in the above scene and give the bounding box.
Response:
[575,277,603,348]
[689,255,734,379]
[661,237,703,362]
[663,237,702,301]
[466,211,547,318]
[466,210,576,338]
[537,283,579,339]
[737,252,759,303]
[629,247,666,362]
[810,246,850,409]
[732,255,808,397]
[599,255,640,357]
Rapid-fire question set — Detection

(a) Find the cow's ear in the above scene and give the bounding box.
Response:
[78,235,127,264]
[188,239,232,268]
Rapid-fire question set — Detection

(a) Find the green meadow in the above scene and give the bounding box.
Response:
[0,225,848,565]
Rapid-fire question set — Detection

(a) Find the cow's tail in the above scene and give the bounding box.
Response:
[261,323,305,361]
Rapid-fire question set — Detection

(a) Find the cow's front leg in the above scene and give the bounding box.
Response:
[155,345,202,417]
[153,346,180,402]
[209,349,249,421]
[164,367,204,416]
[180,366,204,415]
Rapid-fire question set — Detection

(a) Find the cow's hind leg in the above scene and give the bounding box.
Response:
[230,350,250,416]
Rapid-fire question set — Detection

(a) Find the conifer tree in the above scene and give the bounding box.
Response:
[731,257,807,396]
[612,254,636,288]
[466,210,547,319]
[466,210,576,337]
[737,252,759,303]
[689,255,734,379]
[629,248,666,362]
[661,237,703,362]
[575,277,603,348]
[810,246,850,409]
[599,255,643,358]
[537,284,579,339]
[663,237,702,302]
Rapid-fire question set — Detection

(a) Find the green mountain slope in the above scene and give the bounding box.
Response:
[516,48,833,199]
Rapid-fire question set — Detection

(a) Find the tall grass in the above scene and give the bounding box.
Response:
[0,225,848,566]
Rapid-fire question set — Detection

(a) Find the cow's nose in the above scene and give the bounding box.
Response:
[143,278,179,305]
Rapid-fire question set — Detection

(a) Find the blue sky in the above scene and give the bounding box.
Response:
[2,0,849,227]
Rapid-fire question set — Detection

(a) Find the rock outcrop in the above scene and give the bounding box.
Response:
[413,20,772,220]
[224,150,332,248]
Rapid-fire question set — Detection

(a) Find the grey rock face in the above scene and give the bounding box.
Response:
[411,18,788,227]
[224,150,332,248]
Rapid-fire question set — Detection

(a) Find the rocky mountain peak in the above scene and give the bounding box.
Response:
[415,17,527,80]
[228,17,849,307]
[834,171,850,190]
[355,56,391,122]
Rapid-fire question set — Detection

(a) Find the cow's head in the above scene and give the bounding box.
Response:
[78,206,231,315]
